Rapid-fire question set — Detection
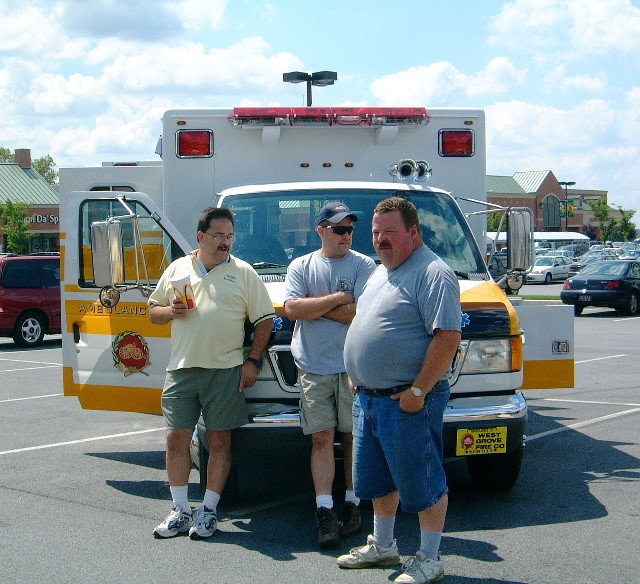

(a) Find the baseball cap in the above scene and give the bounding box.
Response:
[317,201,358,225]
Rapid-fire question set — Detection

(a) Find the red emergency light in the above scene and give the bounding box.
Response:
[370,107,428,125]
[439,129,474,157]
[290,107,332,125]
[231,107,291,127]
[176,130,213,158]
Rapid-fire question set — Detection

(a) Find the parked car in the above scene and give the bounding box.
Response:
[560,259,640,316]
[547,250,575,261]
[556,244,588,258]
[0,253,61,347]
[568,249,618,274]
[619,249,640,260]
[526,255,571,284]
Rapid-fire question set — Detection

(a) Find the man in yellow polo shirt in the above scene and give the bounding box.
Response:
[148,207,274,540]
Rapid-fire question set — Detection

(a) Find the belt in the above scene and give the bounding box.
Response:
[357,384,411,397]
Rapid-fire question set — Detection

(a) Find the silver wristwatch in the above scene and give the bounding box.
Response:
[410,386,425,397]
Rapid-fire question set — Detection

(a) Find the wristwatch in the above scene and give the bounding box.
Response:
[245,356,263,368]
[410,386,425,397]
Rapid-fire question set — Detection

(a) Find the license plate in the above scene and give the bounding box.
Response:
[456,427,507,456]
[578,294,591,302]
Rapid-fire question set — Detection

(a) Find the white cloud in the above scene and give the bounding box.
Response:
[490,0,640,58]
[370,58,525,105]
[168,0,229,31]
[545,66,607,94]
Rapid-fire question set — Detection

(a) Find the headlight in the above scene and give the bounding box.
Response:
[461,339,512,373]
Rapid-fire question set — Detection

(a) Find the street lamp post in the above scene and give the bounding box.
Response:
[559,181,576,231]
[282,71,337,106]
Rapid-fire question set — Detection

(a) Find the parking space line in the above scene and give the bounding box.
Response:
[0,358,61,365]
[0,365,61,373]
[527,406,640,442]
[0,427,166,456]
[541,398,640,407]
[575,354,626,364]
[0,393,62,403]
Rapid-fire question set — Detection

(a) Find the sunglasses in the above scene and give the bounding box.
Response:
[325,225,355,235]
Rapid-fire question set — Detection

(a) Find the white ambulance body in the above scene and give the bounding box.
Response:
[60,106,574,491]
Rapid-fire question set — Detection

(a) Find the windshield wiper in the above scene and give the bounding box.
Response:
[251,262,287,268]
[454,270,469,279]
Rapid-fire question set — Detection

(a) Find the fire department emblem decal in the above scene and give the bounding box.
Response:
[112,331,150,377]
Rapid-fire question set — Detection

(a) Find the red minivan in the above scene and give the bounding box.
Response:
[0,253,61,347]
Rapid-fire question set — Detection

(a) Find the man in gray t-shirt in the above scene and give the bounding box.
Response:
[338,197,461,584]
[284,201,375,549]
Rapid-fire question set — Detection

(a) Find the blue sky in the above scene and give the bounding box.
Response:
[1,0,639,211]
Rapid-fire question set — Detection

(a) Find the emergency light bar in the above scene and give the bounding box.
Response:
[229,107,429,128]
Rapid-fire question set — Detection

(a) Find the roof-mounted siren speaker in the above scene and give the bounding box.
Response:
[415,160,432,182]
[389,159,432,183]
[397,159,417,182]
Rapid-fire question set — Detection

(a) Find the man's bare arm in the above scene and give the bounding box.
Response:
[284,291,354,321]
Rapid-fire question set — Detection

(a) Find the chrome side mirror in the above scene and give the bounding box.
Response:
[507,210,534,272]
[91,220,125,287]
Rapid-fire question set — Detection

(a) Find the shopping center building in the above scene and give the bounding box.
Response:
[0,149,59,253]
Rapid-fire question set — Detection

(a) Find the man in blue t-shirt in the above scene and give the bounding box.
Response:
[284,201,375,549]
[338,197,461,584]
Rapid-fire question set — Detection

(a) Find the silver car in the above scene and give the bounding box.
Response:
[526,255,571,284]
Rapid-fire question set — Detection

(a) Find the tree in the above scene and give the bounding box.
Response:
[0,200,32,254]
[0,147,13,163]
[32,154,58,186]
[616,207,636,241]
[0,147,58,185]
[487,211,502,232]
[589,196,612,241]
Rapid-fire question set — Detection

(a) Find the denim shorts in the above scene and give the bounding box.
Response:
[352,381,450,513]
[299,370,354,435]
[162,366,247,431]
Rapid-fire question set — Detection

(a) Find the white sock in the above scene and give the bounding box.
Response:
[344,490,360,506]
[316,494,334,510]
[420,530,442,560]
[170,485,190,513]
[203,489,221,511]
[373,515,396,548]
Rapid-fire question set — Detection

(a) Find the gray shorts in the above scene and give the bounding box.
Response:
[162,366,248,431]
[299,370,354,435]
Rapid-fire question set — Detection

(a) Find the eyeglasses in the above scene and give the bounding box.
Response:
[203,232,235,242]
[324,225,355,236]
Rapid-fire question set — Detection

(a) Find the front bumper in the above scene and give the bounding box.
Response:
[192,391,528,464]
[442,391,528,457]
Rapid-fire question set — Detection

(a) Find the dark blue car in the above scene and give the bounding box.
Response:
[561,260,640,316]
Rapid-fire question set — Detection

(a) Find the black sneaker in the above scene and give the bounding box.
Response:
[316,507,340,549]
[338,501,362,539]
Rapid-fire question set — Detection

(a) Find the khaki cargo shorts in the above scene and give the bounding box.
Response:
[298,370,354,435]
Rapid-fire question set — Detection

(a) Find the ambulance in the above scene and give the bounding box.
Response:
[59,106,574,492]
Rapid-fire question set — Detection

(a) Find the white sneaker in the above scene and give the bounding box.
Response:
[336,534,400,569]
[189,505,218,539]
[394,551,445,583]
[153,505,193,538]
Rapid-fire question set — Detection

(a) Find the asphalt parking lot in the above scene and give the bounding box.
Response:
[1,310,638,584]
